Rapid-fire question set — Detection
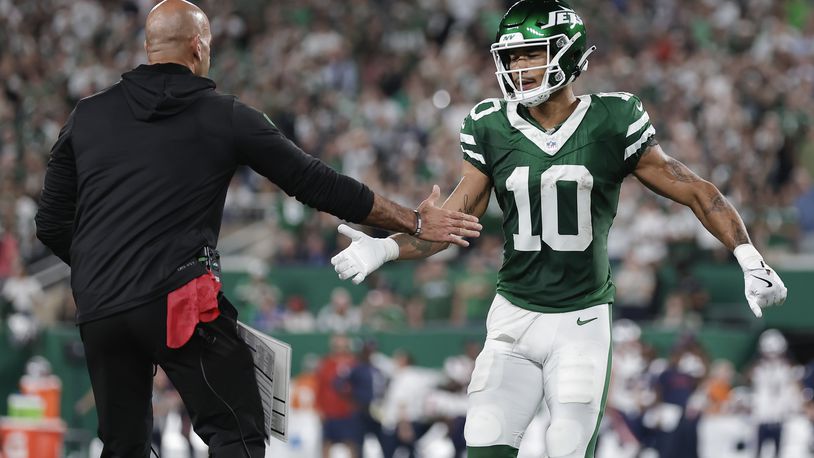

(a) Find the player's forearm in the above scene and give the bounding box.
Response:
[390,234,449,260]
[689,182,751,251]
[361,194,417,234]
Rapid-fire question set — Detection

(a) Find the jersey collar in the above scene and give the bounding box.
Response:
[507,95,591,156]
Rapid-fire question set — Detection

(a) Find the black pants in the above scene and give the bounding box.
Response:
[79,295,266,458]
[353,406,384,457]
[756,422,783,457]
[380,421,434,458]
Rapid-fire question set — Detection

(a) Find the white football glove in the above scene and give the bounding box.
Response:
[734,244,787,318]
[331,224,399,284]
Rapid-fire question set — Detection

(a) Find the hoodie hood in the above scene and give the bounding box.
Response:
[120,63,216,121]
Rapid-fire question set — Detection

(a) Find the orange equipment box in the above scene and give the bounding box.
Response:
[0,417,65,458]
[19,376,62,419]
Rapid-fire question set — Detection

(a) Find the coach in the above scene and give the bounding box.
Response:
[34,1,480,456]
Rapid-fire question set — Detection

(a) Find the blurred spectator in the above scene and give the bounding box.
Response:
[234,260,273,307]
[659,292,697,330]
[404,294,428,329]
[794,168,814,252]
[613,252,658,321]
[748,329,804,458]
[426,340,481,457]
[1,260,43,318]
[315,334,359,457]
[249,284,284,333]
[378,349,443,458]
[700,360,735,416]
[272,231,302,266]
[0,218,20,281]
[450,256,495,325]
[608,319,654,451]
[647,335,709,458]
[628,199,670,265]
[235,261,286,331]
[303,230,331,266]
[316,287,362,334]
[278,295,316,333]
[292,353,321,411]
[285,353,323,457]
[360,289,405,331]
[342,339,386,457]
[413,259,454,324]
[675,264,711,320]
[696,386,755,458]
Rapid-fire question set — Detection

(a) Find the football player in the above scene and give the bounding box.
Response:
[330,1,788,457]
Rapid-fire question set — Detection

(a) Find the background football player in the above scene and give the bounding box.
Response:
[330,0,788,457]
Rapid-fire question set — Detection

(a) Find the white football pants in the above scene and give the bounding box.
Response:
[465,294,612,458]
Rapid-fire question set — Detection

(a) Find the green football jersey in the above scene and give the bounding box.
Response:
[460,92,655,313]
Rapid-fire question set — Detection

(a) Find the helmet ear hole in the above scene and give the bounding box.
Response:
[571,47,583,65]
[563,46,580,69]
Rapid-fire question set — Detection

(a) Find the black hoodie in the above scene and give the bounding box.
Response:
[36,63,374,323]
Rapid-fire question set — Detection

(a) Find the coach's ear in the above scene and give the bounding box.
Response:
[191,34,202,61]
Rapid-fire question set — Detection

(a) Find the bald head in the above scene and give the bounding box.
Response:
[145,0,211,76]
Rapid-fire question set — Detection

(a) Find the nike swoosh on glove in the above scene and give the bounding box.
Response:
[743,264,787,318]
[331,224,399,284]
[735,244,788,318]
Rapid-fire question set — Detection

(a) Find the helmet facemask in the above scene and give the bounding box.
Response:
[491,31,588,107]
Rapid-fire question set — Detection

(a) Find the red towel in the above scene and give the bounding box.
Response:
[166,271,221,348]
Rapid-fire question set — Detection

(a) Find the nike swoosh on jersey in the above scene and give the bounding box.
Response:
[635,101,643,111]
[751,275,773,288]
[577,317,598,326]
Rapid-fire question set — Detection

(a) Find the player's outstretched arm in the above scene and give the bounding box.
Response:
[331,162,491,284]
[633,143,787,317]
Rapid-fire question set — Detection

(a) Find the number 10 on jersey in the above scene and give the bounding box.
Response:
[506,165,594,252]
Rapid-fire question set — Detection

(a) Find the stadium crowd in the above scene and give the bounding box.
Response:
[150,326,813,457]
[0,0,813,456]
[1,0,813,328]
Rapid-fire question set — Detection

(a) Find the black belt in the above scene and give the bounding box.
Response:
[197,246,221,280]
[175,246,222,281]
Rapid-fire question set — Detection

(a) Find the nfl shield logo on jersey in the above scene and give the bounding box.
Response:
[544,138,559,153]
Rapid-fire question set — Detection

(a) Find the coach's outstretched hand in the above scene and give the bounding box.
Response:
[416,184,481,247]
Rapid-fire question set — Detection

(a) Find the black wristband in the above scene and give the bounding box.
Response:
[411,209,422,237]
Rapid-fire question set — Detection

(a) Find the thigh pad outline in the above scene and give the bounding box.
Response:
[556,345,596,404]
